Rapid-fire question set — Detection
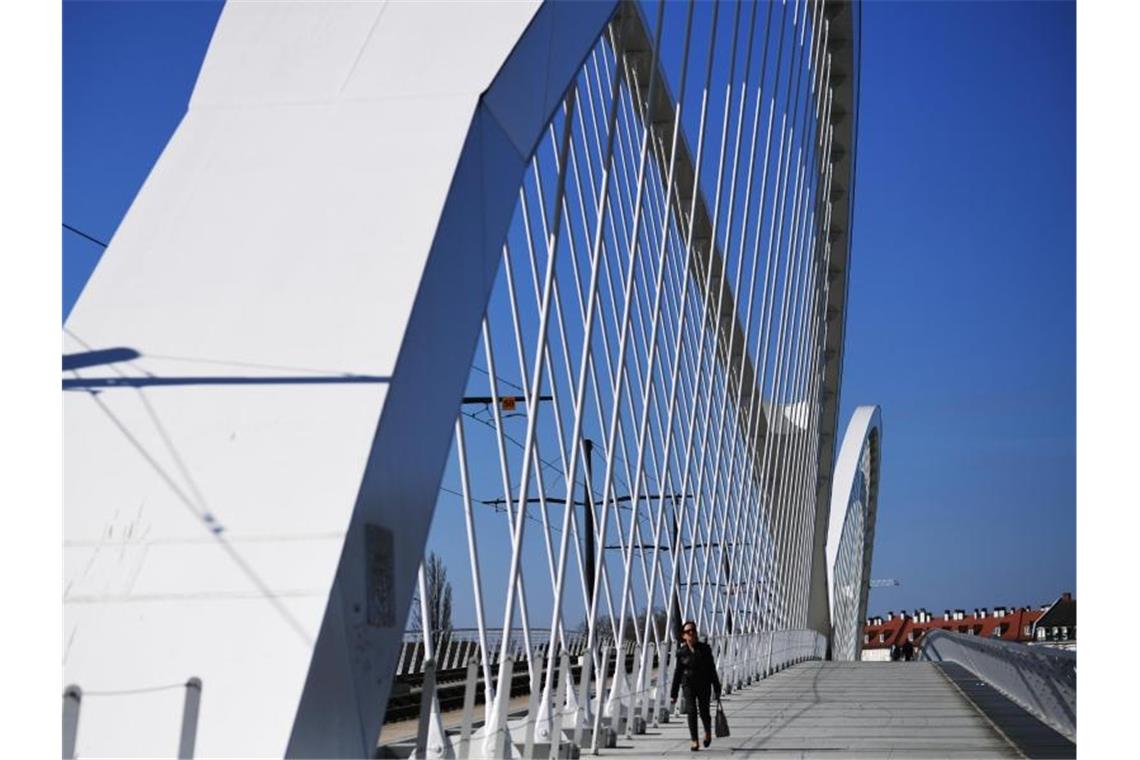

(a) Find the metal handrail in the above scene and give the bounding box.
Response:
[920,629,1076,741]
[389,628,827,755]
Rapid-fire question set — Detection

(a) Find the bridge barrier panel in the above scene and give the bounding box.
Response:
[920,629,1076,742]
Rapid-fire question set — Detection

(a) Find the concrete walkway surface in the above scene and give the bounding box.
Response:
[601,661,1053,759]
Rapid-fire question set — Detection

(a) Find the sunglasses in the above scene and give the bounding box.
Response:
[682,628,696,636]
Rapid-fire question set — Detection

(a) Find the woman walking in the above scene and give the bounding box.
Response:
[669,620,722,751]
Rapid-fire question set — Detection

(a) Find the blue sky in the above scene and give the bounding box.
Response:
[63,0,224,316]
[63,1,1075,620]
[844,0,1075,614]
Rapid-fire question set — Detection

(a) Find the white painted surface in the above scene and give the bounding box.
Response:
[824,405,882,661]
[64,2,540,756]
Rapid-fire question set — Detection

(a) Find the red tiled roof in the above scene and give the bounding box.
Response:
[862,608,1044,649]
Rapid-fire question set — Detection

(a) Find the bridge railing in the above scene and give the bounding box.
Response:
[919,629,1076,742]
[392,626,824,680]
[394,629,598,678]
[390,628,826,757]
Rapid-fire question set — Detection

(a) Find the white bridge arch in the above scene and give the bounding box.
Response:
[63,1,863,756]
[825,404,882,661]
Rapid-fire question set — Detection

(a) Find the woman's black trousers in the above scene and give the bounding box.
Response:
[685,689,712,742]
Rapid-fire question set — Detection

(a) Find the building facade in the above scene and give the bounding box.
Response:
[859,592,1076,661]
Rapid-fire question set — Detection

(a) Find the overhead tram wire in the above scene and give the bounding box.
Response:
[459,392,637,505]
[457,395,645,502]
[438,482,561,528]
[468,363,526,395]
[460,408,572,490]
[63,223,109,248]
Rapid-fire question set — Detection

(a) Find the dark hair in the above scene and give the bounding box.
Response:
[682,620,697,635]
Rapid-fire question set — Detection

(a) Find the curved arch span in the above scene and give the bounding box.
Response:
[825,405,883,661]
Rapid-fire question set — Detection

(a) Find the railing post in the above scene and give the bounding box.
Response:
[397,640,409,676]
[62,685,81,760]
[590,643,611,754]
[571,652,593,752]
[413,657,455,759]
[178,677,202,759]
[723,636,734,694]
[414,658,437,759]
[639,642,655,731]
[443,637,456,671]
[523,646,544,759]
[655,642,670,724]
[495,656,516,759]
[457,658,478,760]
[628,642,640,736]
[551,651,570,759]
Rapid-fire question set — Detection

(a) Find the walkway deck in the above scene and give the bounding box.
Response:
[605,661,1070,759]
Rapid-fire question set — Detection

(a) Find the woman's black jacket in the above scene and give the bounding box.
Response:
[670,640,722,701]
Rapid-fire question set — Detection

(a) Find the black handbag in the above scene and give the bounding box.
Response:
[714,700,730,738]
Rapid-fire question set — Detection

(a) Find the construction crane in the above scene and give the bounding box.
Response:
[869,578,900,588]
